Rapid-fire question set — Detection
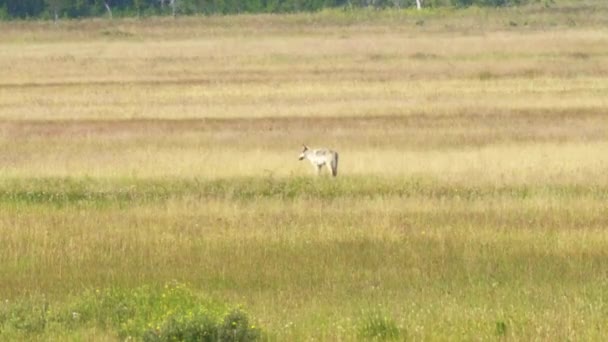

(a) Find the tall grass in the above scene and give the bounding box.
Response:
[1,177,607,339]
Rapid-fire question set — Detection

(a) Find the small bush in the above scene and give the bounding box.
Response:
[357,309,401,340]
[495,320,508,337]
[143,313,218,342]
[219,309,261,342]
[143,309,260,342]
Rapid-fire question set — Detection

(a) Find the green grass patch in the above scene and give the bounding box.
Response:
[357,308,401,340]
[0,282,261,341]
[0,176,606,207]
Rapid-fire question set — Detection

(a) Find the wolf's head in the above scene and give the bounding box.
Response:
[298,145,309,160]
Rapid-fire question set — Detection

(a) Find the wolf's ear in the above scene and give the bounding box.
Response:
[302,144,309,150]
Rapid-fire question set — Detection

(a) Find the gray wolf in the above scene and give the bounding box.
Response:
[298,145,339,177]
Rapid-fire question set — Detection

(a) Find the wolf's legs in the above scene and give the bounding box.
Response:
[329,153,338,177]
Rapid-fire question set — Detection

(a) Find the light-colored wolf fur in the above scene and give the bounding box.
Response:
[298,145,339,177]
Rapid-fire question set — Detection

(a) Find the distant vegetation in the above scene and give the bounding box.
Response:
[1,0,536,20]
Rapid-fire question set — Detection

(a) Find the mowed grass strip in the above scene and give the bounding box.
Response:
[0,176,607,206]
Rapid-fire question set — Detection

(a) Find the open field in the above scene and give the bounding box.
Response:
[1,2,608,340]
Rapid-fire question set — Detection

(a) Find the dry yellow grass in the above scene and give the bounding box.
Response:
[1,12,607,183]
[1,111,607,183]
[2,22,608,121]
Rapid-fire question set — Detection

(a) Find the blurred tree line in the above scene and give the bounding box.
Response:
[0,0,533,19]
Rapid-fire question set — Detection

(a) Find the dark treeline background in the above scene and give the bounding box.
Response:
[0,0,533,19]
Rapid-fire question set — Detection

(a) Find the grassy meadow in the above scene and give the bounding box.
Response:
[1,2,608,340]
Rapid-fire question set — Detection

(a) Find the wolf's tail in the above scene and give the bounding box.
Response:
[331,152,339,177]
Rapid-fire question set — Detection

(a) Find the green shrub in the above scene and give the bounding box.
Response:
[0,283,261,341]
[495,320,508,337]
[218,309,261,342]
[142,308,260,342]
[0,297,49,334]
[357,309,401,340]
[143,313,218,342]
